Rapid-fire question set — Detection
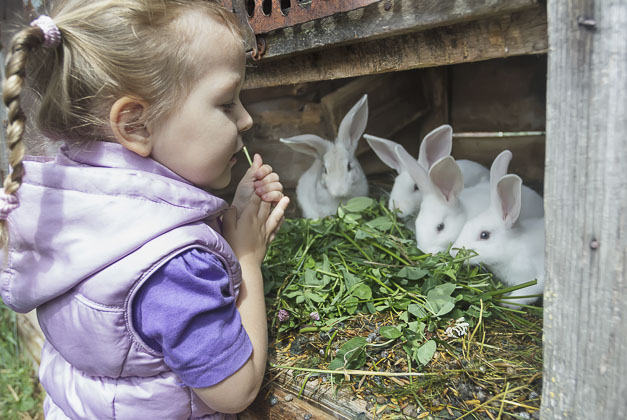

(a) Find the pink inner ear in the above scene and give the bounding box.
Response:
[365,135,402,172]
[429,156,463,204]
[418,125,452,170]
[496,175,522,227]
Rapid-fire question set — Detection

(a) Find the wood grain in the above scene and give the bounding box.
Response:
[542,0,627,419]
[244,6,548,89]
[258,0,540,60]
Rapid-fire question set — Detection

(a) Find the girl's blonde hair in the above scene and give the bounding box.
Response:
[1,0,245,249]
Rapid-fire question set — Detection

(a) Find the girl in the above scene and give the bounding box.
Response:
[1,1,290,419]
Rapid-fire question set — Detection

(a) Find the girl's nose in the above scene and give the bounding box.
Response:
[238,105,253,132]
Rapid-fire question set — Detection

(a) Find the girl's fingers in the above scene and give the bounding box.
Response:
[255,180,283,195]
[254,164,273,180]
[266,196,290,234]
[252,153,263,168]
[268,216,286,243]
[240,192,261,219]
[258,200,271,220]
[254,172,280,188]
[242,155,263,182]
[261,190,284,203]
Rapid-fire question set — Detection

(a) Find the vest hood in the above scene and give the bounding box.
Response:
[1,141,229,313]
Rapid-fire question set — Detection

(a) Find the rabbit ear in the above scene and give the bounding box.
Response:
[364,134,404,172]
[490,150,513,204]
[280,134,330,158]
[417,124,453,170]
[494,174,522,228]
[337,94,368,153]
[490,150,513,187]
[394,144,432,194]
[428,156,464,205]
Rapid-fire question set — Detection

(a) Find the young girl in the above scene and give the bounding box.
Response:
[0,1,290,418]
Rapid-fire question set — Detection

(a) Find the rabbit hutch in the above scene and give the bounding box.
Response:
[2,0,626,419]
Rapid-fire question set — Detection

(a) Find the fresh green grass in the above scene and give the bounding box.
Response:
[262,197,543,418]
[0,303,44,420]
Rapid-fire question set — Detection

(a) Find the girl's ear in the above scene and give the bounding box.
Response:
[109,97,152,157]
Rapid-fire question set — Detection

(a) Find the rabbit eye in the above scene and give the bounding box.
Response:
[436,223,445,232]
[413,184,419,192]
[480,231,490,240]
[347,162,352,171]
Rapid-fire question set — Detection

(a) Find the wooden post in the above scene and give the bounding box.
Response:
[543,1,627,419]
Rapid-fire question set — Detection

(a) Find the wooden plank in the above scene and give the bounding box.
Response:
[451,132,545,193]
[256,365,370,419]
[542,1,627,419]
[258,0,539,60]
[244,6,548,89]
[240,387,338,420]
[319,71,431,156]
[450,55,547,132]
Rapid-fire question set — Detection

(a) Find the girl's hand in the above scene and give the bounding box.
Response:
[231,153,283,216]
[222,193,290,265]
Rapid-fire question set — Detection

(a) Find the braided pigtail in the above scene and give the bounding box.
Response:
[1,26,46,250]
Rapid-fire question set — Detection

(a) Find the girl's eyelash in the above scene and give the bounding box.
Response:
[222,102,237,111]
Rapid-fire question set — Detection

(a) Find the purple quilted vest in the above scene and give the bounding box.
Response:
[1,142,242,419]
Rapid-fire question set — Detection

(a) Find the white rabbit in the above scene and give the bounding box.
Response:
[364,125,488,221]
[488,150,544,220]
[451,174,545,308]
[280,94,369,219]
[398,148,544,254]
[408,153,490,255]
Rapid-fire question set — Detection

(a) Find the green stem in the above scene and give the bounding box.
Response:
[335,232,372,261]
[494,300,542,310]
[324,330,338,359]
[299,326,332,333]
[371,242,411,265]
[364,273,395,294]
[482,280,538,297]
[315,269,341,278]
[269,363,476,377]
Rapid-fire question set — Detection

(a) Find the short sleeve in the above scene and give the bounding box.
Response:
[131,249,253,388]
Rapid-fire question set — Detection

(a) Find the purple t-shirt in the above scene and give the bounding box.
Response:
[131,249,253,388]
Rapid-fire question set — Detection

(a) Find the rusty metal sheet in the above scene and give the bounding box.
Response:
[228,0,381,34]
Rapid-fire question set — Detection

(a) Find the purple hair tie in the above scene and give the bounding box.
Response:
[0,191,19,220]
[30,15,62,49]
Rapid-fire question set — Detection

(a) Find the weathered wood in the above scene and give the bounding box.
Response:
[320,71,430,156]
[450,55,547,132]
[258,0,539,60]
[244,6,548,89]
[542,1,627,419]
[451,132,545,193]
[239,387,338,420]
[256,365,370,419]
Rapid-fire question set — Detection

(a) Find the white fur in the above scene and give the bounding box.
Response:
[451,174,545,308]
[413,156,490,254]
[280,94,369,219]
[403,149,542,255]
[364,125,488,222]
[488,150,544,220]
